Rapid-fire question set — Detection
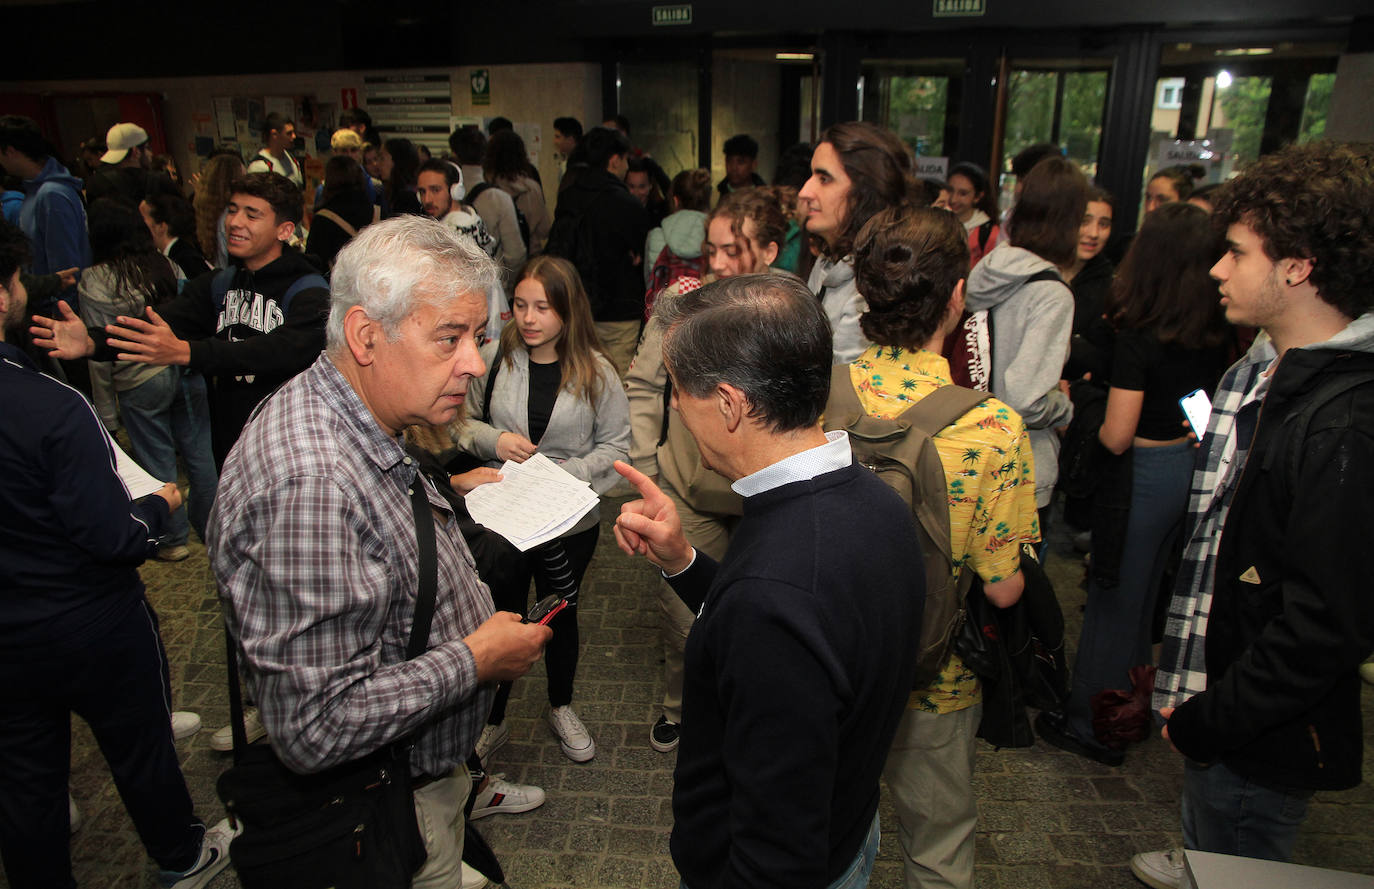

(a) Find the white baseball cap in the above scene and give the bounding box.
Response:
[101,123,149,164]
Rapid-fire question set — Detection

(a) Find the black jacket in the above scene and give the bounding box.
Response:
[0,341,170,653]
[1167,346,1374,790]
[306,192,374,270]
[167,237,212,280]
[92,250,328,464]
[549,169,650,323]
[1064,253,1115,381]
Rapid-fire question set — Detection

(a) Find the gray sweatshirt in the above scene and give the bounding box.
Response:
[965,243,1074,507]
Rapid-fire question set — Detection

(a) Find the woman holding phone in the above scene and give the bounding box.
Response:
[1038,202,1230,765]
[458,255,630,764]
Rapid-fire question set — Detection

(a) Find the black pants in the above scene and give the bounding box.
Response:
[0,598,203,888]
[486,525,600,723]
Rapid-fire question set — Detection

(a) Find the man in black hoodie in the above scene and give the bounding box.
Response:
[546,125,649,377]
[31,172,327,467]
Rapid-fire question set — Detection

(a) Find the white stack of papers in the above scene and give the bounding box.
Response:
[464,453,599,551]
[105,428,167,500]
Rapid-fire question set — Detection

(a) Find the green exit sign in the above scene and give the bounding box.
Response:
[933,0,985,16]
[652,4,692,25]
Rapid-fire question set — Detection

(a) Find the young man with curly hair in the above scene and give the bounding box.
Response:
[1132,142,1374,889]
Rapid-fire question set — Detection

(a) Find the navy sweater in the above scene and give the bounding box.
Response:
[668,461,924,889]
[0,342,168,655]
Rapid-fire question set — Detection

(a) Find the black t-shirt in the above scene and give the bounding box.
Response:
[1111,327,1226,441]
[527,359,562,445]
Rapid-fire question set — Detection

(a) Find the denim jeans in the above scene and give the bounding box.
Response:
[118,369,218,546]
[678,814,879,889]
[1067,441,1194,742]
[1182,759,1313,861]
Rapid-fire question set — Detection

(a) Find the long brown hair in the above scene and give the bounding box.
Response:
[1107,202,1229,350]
[813,121,918,261]
[193,154,243,261]
[501,255,607,404]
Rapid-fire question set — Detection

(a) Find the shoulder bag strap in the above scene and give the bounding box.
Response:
[480,344,504,423]
[313,208,357,237]
[406,475,438,659]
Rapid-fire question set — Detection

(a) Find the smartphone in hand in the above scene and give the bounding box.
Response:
[523,594,569,626]
[1179,388,1212,436]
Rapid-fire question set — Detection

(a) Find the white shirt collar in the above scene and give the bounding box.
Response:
[730,429,851,498]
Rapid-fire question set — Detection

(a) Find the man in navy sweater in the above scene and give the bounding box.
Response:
[614,274,925,889]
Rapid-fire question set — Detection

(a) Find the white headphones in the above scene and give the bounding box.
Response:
[417,161,465,204]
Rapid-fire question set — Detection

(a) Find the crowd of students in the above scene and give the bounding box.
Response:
[1,104,1371,889]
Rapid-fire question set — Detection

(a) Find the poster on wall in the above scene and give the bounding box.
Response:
[365,73,452,158]
[514,122,542,167]
[213,97,236,141]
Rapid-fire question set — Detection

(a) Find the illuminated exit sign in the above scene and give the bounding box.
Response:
[652,4,692,25]
[933,0,985,16]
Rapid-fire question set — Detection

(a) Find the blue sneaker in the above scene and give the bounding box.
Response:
[157,818,238,889]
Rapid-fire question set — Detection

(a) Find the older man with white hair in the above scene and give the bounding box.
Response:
[209,214,552,888]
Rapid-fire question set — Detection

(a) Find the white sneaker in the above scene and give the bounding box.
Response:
[69,794,82,833]
[475,721,510,763]
[1130,847,1186,889]
[209,707,266,752]
[547,705,595,762]
[461,862,490,889]
[470,773,546,820]
[171,711,202,740]
[157,817,240,889]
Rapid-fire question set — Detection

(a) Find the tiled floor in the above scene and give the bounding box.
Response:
[37,497,1374,888]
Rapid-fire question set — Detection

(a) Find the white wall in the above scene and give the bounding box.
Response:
[2,62,601,213]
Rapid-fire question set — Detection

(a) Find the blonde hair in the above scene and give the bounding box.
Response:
[331,129,363,152]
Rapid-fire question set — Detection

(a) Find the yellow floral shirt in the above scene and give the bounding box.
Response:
[850,345,1040,713]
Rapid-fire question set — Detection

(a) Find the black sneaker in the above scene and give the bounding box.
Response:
[650,716,680,752]
[1034,710,1124,767]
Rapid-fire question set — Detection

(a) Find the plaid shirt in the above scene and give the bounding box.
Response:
[1153,334,1275,712]
[210,354,494,777]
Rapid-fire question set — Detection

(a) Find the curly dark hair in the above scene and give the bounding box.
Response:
[854,206,970,350]
[1211,142,1374,320]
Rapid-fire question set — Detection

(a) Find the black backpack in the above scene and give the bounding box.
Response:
[544,198,604,313]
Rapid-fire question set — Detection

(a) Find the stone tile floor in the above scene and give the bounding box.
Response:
[30,497,1374,888]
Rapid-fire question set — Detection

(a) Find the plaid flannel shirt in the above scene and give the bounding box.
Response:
[210,354,494,777]
[1153,333,1276,712]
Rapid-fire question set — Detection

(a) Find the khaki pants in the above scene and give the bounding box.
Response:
[657,484,738,723]
[411,765,472,889]
[595,320,641,380]
[881,704,982,889]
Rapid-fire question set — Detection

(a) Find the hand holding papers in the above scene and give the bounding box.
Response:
[464,453,599,551]
[105,427,168,501]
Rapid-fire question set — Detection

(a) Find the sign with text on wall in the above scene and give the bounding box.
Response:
[933,0,984,16]
[365,73,453,157]
[915,156,949,181]
[652,4,692,25]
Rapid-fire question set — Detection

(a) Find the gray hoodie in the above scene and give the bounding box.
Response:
[644,209,708,287]
[965,243,1074,507]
